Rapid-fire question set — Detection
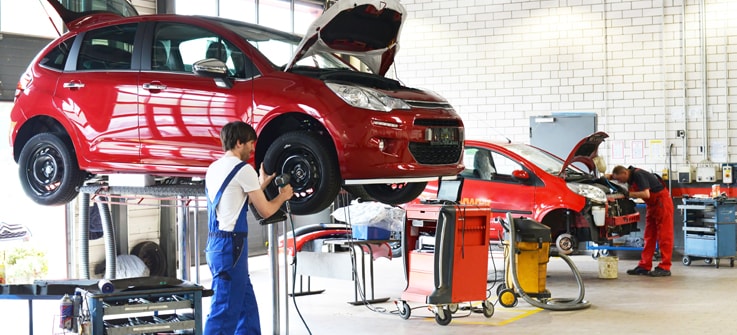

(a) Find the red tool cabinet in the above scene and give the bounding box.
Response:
[396,203,493,325]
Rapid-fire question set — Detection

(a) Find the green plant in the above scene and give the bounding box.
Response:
[4,245,48,284]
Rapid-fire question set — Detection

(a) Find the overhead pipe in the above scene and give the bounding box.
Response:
[681,0,688,162]
[699,0,708,161]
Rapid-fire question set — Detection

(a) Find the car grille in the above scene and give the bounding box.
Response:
[405,100,454,110]
[410,119,463,164]
[414,119,462,127]
[409,142,463,164]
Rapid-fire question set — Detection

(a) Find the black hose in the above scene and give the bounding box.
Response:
[506,212,591,310]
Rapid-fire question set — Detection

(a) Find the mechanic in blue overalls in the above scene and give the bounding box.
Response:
[204,121,294,335]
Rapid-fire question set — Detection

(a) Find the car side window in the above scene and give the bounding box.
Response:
[490,151,523,182]
[154,22,259,79]
[40,38,73,71]
[77,23,137,70]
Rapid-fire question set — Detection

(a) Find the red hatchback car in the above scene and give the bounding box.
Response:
[421,132,640,253]
[9,0,464,214]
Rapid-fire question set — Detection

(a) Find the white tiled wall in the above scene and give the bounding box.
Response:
[395,0,736,173]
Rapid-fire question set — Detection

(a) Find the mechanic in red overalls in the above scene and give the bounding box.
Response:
[609,165,674,277]
[204,121,293,334]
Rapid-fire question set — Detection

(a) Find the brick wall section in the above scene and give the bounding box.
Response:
[395,0,736,173]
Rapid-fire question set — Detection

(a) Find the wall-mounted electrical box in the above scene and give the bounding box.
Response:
[696,166,721,182]
[678,166,694,183]
[723,164,735,184]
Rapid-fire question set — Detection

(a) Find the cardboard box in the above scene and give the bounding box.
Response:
[351,225,391,240]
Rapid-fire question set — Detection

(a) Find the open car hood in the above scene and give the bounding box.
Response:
[45,0,138,32]
[285,0,405,76]
[558,131,609,178]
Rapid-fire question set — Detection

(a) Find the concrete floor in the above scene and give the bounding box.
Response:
[198,247,737,335]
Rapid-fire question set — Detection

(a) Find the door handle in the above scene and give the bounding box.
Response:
[142,82,167,91]
[62,81,85,89]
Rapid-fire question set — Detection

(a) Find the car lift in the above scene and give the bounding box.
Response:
[78,182,295,334]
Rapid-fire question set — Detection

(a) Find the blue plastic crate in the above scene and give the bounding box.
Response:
[351,225,391,240]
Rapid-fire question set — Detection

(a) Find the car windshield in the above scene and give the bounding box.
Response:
[216,19,355,71]
[504,143,585,176]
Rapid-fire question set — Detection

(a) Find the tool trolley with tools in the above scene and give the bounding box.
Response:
[396,203,492,325]
[679,197,737,268]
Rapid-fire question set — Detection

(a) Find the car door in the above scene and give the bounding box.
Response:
[137,21,255,172]
[460,146,536,218]
[53,23,141,166]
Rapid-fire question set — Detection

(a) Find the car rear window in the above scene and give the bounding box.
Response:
[40,39,73,71]
[77,23,137,70]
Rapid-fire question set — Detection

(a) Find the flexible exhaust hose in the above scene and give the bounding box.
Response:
[506,212,591,310]
[97,197,117,279]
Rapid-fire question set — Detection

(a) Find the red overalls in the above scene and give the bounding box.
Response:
[632,171,674,271]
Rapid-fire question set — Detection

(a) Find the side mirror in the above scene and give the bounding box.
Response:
[193,58,228,78]
[193,58,233,89]
[512,169,530,180]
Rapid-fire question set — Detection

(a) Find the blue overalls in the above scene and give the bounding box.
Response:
[204,162,261,335]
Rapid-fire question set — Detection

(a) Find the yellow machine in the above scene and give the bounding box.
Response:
[499,217,552,307]
[497,213,591,311]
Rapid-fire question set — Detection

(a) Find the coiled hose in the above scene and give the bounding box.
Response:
[506,212,591,311]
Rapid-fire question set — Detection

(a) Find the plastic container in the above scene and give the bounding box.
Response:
[351,225,391,240]
[597,256,618,279]
[592,207,606,227]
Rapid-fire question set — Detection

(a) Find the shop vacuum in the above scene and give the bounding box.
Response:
[497,212,591,311]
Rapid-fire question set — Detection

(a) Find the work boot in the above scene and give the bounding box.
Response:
[626,266,649,275]
[649,267,671,277]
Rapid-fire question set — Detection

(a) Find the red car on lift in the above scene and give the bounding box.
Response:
[8,0,464,215]
[420,132,640,254]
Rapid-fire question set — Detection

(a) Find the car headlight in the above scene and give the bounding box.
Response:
[326,82,410,112]
[567,183,607,204]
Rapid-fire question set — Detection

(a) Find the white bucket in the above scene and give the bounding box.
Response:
[598,256,618,279]
[592,207,606,227]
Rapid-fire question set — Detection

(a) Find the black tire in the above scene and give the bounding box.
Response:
[362,182,427,205]
[434,307,452,326]
[263,131,340,215]
[131,241,167,277]
[499,289,518,308]
[682,256,691,266]
[482,300,494,318]
[398,301,411,320]
[496,283,507,296]
[18,133,85,206]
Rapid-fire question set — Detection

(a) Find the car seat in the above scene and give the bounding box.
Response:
[152,41,170,71]
[206,41,228,62]
[473,150,495,180]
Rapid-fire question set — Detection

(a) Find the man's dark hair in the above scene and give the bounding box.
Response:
[612,165,628,175]
[220,121,257,151]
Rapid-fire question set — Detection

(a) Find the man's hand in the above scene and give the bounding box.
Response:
[277,184,294,202]
[259,163,276,190]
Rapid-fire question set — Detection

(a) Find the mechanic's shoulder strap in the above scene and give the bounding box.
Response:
[210,161,248,207]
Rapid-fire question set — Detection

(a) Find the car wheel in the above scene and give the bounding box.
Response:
[362,182,427,205]
[263,131,340,215]
[555,233,576,255]
[18,133,85,206]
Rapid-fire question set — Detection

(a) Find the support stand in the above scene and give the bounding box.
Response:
[268,217,291,335]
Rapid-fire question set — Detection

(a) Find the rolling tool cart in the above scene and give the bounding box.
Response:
[679,197,737,268]
[78,276,205,334]
[396,203,492,326]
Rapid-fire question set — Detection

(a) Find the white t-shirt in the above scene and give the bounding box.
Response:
[205,153,260,232]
